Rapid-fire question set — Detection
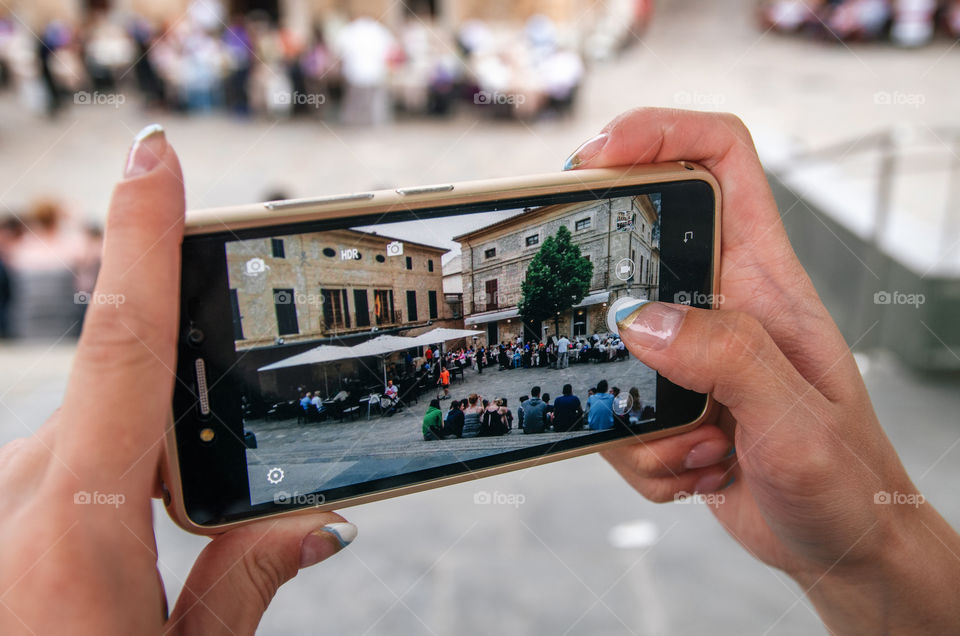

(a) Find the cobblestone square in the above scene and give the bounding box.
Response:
[246,355,656,504]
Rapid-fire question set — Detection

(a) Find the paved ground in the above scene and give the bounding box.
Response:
[1,0,959,634]
[246,358,655,504]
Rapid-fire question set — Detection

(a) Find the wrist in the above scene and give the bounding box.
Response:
[798,501,960,634]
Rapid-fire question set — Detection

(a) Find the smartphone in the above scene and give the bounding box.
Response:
[163,163,721,534]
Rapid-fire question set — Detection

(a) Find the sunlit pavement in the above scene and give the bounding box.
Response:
[1,0,959,632]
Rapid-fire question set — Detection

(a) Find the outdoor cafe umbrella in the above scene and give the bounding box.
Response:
[257,344,354,396]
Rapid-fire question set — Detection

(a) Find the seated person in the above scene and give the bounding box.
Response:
[443,399,465,438]
[520,386,548,434]
[552,384,583,432]
[422,399,444,441]
[586,380,615,430]
[384,380,398,402]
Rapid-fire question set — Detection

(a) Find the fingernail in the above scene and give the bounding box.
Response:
[684,439,733,470]
[300,522,357,568]
[693,471,729,494]
[124,124,165,179]
[563,133,608,170]
[620,302,688,350]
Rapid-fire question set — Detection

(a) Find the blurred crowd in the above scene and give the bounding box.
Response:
[758,0,960,45]
[0,1,656,123]
[0,202,101,340]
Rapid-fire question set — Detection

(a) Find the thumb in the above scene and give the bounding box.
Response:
[617,302,829,446]
[167,513,356,635]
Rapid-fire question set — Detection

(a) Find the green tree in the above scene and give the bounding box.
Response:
[518,224,593,339]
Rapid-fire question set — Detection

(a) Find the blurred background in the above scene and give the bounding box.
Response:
[0,0,958,633]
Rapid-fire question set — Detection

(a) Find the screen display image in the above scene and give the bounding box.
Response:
[224,193,662,507]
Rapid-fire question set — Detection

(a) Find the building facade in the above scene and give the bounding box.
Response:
[227,228,451,350]
[454,194,659,346]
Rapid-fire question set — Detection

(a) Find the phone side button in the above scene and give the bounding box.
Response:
[396,184,454,195]
[264,192,375,210]
[195,358,211,418]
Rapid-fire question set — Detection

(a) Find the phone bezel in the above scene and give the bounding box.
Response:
[164,164,721,534]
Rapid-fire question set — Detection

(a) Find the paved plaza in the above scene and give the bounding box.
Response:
[246,356,656,504]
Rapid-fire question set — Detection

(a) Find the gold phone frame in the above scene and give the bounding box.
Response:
[162,162,722,535]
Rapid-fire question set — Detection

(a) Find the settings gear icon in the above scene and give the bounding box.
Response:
[266,467,285,484]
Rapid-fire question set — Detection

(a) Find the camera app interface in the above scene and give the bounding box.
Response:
[225,193,662,506]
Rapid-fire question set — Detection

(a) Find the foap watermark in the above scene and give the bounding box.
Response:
[873,290,925,308]
[873,90,925,109]
[74,90,126,108]
[74,291,125,308]
[274,491,327,506]
[674,491,725,507]
[474,90,526,107]
[273,290,325,307]
[275,91,326,108]
[874,490,925,507]
[673,91,726,109]
[473,490,526,508]
[74,490,125,508]
[674,291,724,306]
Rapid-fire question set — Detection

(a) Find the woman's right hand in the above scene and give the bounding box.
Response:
[565,108,960,633]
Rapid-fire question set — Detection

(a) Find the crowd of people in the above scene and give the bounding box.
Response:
[0,4,596,122]
[758,0,960,46]
[0,202,101,339]
[421,379,654,441]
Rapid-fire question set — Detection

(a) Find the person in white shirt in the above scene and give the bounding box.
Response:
[557,335,571,368]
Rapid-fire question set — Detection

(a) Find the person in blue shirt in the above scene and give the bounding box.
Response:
[552,383,584,431]
[300,392,313,411]
[586,379,614,430]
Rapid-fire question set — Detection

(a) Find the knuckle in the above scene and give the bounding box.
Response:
[710,311,768,370]
[242,548,298,610]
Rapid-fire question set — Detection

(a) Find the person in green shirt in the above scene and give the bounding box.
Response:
[422,398,444,440]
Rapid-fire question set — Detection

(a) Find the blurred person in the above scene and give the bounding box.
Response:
[586,379,614,430]
[384,379,398,401]
[129,18,166,108]
[437,365,450,398]
[479,398,508,436]
[443,399,465,438]
[557,333,571,368]
[335,14,396,126]
[626,386,645,423]
[552,383,583,432]
[461,393,484,437]
[422,398,444,440]
[500,397,514,430]
[82,12,135,91]
[517,395,528,429]
[520,386,548,434]
[0,216,20,338]
[891,0,937,46]
[300,391,312,410]
[221,14,254,115]
[7,199,85,338]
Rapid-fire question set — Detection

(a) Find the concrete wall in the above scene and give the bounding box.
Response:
[771,173,960,371]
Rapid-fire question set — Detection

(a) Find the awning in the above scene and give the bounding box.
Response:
[574,290,610,308]
[464,308,520,326]
[409,327,479,346]
[257,344,354,371]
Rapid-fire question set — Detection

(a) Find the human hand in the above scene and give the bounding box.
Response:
[565,108,960,633]
[0,125,356,635]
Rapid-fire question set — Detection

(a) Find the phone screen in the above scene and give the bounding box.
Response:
[175,179,715,524]
[228,194,662,506]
